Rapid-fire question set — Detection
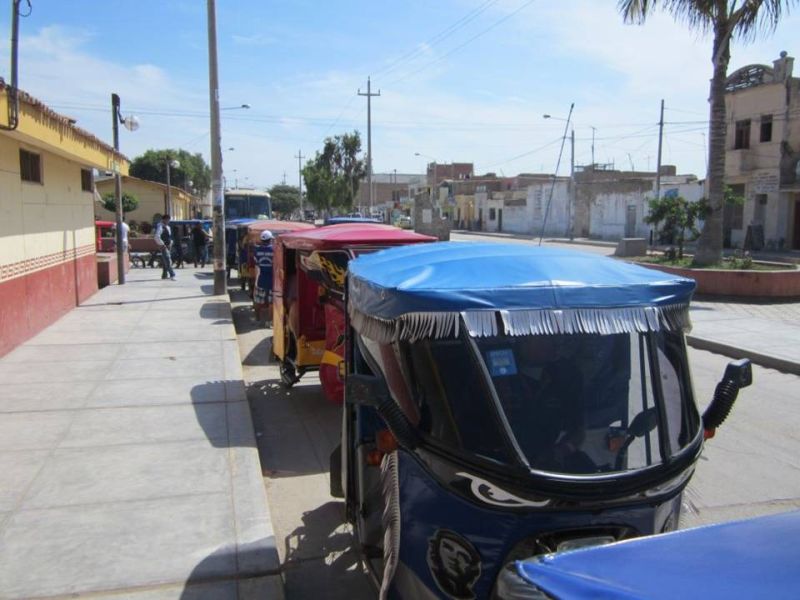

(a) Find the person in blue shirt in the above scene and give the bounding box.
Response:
[253,230,274,324]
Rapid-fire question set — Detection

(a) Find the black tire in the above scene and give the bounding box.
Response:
[329,444,344,498]
[279,360,298,388]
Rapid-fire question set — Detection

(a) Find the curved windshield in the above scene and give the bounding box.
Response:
[367,329,699,476]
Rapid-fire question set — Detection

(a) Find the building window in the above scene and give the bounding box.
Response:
[760,115,773,143]
[81,168,93,192]
[489,208,496,220]
[20,149,42,183]
[734,120,751,149]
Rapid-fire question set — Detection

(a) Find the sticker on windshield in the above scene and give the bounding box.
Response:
[486,349,517,377]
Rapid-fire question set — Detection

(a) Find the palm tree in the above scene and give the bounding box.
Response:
[618,0,795,266]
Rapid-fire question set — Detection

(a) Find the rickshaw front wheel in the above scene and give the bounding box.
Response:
[279,360,299,387]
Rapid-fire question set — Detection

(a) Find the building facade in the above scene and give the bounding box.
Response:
[95,175,197,224]
[0,83,126,356]
[723,51,800,250]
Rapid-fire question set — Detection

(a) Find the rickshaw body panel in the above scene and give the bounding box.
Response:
[380,448,683,600]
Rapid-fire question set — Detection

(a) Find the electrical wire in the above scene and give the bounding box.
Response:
[373,0,501,79]
[383,0,538,88]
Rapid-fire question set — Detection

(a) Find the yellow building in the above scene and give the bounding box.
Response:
[95,175,197,225]
[0,83,127,356]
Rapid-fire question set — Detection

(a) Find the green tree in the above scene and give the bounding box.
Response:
[645,195,710,259]
[619,0,796,266]
[129,149,211,197]
[102,192,139,215]
[269,184,301,217]
[302,132,366,216]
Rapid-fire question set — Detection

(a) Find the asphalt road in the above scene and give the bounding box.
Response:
[231,237,800,597]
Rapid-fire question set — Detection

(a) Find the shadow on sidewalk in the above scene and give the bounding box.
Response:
[179,540,282,599]
[281,501,373,599]
[190,380,255,449]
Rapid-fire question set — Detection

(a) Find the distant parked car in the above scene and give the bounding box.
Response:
[394,215,412,229]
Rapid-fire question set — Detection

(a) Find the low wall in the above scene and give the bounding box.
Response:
[0,246,97,356]
[97,253,130,288]
[637,263,800,298]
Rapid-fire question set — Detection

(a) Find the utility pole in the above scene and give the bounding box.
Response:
[358,77,380,211]
[655,99,665,200]
[568,129,575,239]
[207,0,225,294]
[652,99,665,248]
[590,126,597,167]
[282,171,287,185]
[111,93,125,285]
[295,150,305,216]
[165,158,172,215]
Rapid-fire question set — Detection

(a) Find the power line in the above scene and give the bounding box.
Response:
[373,0,500,79]
[384,0,538,88]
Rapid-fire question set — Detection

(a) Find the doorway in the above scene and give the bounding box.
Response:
[498,208,503,232]
[793,198,800,250]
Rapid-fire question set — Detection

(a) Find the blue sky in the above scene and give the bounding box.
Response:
[2,0,799,189]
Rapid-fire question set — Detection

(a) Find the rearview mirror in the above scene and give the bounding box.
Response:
[703,359,752,434]
[723,359,752,389]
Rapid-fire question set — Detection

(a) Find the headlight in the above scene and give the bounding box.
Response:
[556,535,616,553]
[493,564,554,600]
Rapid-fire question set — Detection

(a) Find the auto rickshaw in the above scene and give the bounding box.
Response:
[334,242,751,599]
[225,218,257,283]
[272,223,436,400]
[94,220,116,252]
[239,220,316,294]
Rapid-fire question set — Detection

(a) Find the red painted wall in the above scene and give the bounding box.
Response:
[0,250,97,357]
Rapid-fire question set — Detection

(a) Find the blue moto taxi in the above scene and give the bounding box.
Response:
[497,510,800,599]
[333,243,751,599]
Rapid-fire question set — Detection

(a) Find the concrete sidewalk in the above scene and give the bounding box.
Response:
[0,268,282,599]
[688,300,800,376]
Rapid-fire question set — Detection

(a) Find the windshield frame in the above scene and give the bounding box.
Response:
[387,314,703,488]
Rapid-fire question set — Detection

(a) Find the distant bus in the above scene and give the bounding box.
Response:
[224,189,272,220]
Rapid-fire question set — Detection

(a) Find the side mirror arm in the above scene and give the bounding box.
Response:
[703,359,752,438]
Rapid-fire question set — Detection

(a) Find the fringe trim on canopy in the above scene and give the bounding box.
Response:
[349,303,691,343]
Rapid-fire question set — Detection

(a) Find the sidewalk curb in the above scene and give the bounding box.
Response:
[218,296,286,598]
[686,334,800,376]
[451,230,618,248]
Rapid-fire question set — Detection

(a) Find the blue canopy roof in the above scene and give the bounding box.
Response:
[513,510,800,599]
[348,243,694,319]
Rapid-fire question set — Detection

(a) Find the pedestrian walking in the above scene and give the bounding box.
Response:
[119,217,130,253]
[253,230,274,323]
[153,214,176,280]
[191,222,210,268]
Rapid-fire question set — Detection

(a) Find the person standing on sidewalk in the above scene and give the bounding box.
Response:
[191,222,210,268]
[253,230,274,323]
[154,214,176,280]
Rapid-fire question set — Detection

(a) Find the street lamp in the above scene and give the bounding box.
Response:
[111,92,139,285]
[165,157,180,215]
[221,104,250,110]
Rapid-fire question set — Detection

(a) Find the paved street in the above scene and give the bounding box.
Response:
[0,268,281,600]
[231,290,374,600]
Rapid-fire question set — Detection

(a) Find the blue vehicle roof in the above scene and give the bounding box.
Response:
[225,218,257,228]
[348,242,694,319]
[325,216,382,225]
[513,511,800,599]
